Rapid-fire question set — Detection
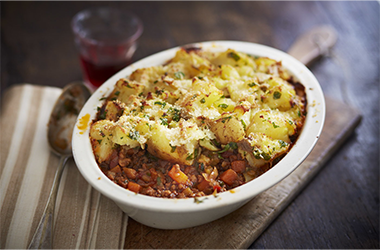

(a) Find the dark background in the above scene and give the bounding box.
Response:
[1,1,379,248]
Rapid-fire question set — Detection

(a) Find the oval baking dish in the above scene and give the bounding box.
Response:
[72,41,325,229]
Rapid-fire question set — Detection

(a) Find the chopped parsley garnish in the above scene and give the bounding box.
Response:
[200,98,206,104]
[221,116,232,123]
[217,180,225,188]
[218,103,228,110]
[171,108,181,122]
[125,81,133,88]
[279,140,288,148]
[155,89,163,95]
[128,129,140,140]
[199,162,205,171]
[186,148,199,161]
[273,91,282,99]
[170,144,177,153]
[227,52,240,61]
[114,91,120,96]
[97,139,102,144]
[217,142,238,154]
[241,119,247,130]
[272,122,280,128]
[174,71,185,79]
[160,117,169,126]
[217,154,224,159]
[253,149,271,161]
[154,101,167,108]
[211,139,221,147]
[186,152,194,161]
[248,82,257,87]
[98,110,107,120]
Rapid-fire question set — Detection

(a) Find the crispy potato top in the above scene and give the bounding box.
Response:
[90,47,306,174]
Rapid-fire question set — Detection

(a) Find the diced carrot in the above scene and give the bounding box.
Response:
[124,168,137,179]
[220,169,238,186]
[127,181,141,193]
[168,164,189,184]
[230,160,246,173]
[197,179,210,191]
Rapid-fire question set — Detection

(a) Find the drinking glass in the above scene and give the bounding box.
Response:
[71,7,143,89]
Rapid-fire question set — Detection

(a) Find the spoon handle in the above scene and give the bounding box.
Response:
[28,156,69,249]
[287,25,337,66]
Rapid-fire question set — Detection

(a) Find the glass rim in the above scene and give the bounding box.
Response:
[71,7,144,46]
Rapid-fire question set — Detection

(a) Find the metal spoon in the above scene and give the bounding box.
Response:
[28,82,91,249]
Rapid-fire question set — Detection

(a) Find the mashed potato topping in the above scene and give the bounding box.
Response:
[90,47,306,198]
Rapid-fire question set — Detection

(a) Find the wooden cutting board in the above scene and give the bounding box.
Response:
[123,96,362,249]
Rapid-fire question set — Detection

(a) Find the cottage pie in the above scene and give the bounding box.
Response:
[89,47,307,198]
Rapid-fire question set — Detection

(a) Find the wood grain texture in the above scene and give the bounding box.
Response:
[1,1,378,248]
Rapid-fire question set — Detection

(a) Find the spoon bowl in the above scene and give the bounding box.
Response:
[48,82,92,156]
[28,82,91,249]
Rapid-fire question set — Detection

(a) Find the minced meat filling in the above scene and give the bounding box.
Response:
[98,144,271,198]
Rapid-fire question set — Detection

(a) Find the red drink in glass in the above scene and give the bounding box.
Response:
[79,55,131,88]
[72,7,143,89]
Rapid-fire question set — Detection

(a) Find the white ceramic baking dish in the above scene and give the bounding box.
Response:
[72,41,325,229]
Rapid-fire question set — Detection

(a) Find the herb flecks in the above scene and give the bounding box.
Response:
[221,116,232,123]
[128,129,140,141]
[154,101,167,108]
[227,52,240,61]
[273,91,282,99]
[217,142,238,154]
[218,103,228,110]
[160,117,169,126]
[253,149,271,161]
[241,119,247,130]
[174,71,185,79]
[272,122,280,128]
[167,107,181,122]
[278,140,288,148]
[248,82,257,87]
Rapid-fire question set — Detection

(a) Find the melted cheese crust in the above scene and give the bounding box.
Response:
[90,48,306,168]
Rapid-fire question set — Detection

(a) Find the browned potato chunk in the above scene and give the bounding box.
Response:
[209,115,245,144]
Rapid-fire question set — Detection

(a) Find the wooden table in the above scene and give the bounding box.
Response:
[1,1,378,248]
